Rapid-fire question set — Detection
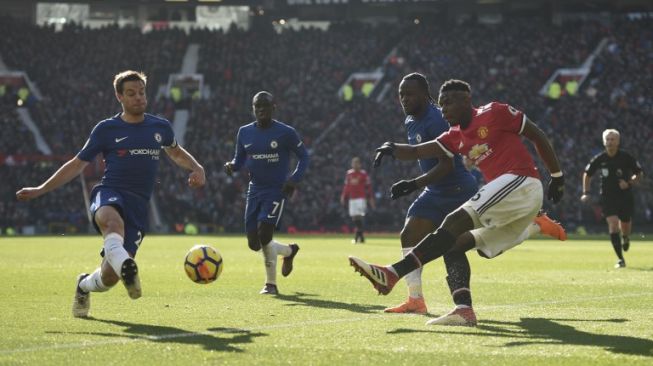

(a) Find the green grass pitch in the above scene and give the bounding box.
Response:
[0,234,651,365]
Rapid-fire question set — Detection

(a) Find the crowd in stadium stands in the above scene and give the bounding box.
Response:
[0,15,650,235]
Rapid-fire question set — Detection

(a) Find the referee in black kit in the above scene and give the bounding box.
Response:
[581,129,644,268]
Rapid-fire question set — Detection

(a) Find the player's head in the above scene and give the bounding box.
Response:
[114,70,147,115]
[252,91,275,124]
[351,157,361,170]
[438,79,472,127]
[399,73,434,117]
[602,128,620,150]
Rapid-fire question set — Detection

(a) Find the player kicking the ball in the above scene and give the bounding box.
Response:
[16,71,206,318]
[350,79,565,326]
[225,91,309,295]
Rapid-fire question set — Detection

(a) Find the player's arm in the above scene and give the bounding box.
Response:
[164,144,206,189]
[225,129,246,176]
[521,118,564,203]
[16,157,88,201]
[373,139,445,167]
[366,175,376,209]
[389,143,454,199]
[340,175,349,205]
[627,156,644,188]
[284,130,310,196]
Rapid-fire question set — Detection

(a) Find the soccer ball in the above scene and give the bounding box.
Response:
[184,244,223,284]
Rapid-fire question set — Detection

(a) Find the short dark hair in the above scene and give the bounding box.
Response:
[402,72,435,103]
[113,70,147,94]
[439,79,471,94]
[253,91,274,101]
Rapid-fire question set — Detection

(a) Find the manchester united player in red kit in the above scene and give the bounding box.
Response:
[341,157,376,243]
[349,79,566,326]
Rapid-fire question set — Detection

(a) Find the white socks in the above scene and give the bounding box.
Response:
[402,247,423,299]
[269,240,292,257]
[79,268,110,293]
[103,233,130,278]
[261,243,277,285]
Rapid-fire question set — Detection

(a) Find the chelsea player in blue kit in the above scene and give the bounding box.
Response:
[224,91,309,295]
[16,71,206,317]
[379,73,478,315]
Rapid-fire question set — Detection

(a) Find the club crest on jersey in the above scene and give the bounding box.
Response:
[270,140,278,148]
[477,126,489,139]
[154,133,162,143]
[415,134,422,143]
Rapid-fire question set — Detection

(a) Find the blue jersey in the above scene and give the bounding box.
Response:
[231,120,309,190]
[77,113,176,200]
[405,104,476,193]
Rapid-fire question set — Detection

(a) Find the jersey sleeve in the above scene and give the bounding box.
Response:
[584,153,601,175]
[76,123,104,162]
[161,120,177,148]
[494,103,526,134]
[288,128,310,183]
[231,127,247,172]
[364,171,373,197]
[341,173,350,199]
[435,129,460,158]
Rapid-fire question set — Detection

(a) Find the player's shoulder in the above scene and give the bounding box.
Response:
[238,121,257,132]
[346,168,356,175]
[588,150,607,164]
[618,149,636,158]
[144,113,172,126]
[273,119,298,132]
[91,114,121,131]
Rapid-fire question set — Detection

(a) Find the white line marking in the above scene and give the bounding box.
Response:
[1,292,651,355]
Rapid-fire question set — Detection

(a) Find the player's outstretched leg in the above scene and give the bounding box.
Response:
[281,243,300,277]
[349,256,399,295]
[120,258,141,299]
[534,211,567,240]
[72,273,91,318]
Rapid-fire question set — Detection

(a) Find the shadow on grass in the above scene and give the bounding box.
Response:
[48,318,267,353]
[275,292,386,314]
[388,317,652,357]
[628,266,653,272]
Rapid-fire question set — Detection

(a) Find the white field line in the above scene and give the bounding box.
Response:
[1,291,652,355]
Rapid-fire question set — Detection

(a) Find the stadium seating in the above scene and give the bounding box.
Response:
[1,16,650,234]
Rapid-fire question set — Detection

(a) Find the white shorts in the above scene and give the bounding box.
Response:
[461,174,543,259]
[348,198,367,217]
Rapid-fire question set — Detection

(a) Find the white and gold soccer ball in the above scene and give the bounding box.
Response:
[184,244,223,284]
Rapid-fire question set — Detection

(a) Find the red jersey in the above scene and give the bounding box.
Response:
[437,102,540,183]
[341,169,373,200]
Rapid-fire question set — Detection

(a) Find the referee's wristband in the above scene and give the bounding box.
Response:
[550,171,563,178]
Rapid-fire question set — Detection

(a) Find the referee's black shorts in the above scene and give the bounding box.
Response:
[600,194,634,222]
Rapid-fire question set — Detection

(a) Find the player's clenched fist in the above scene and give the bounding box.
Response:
[224,161,234,176]
[547,175,564,203]
[391,179,418,200]
[373,142,395,168]
[188,167,206,188]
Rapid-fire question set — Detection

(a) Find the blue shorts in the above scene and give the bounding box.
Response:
[89,186,148,257]
[407,186,477,226]
[244,189,286,232]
